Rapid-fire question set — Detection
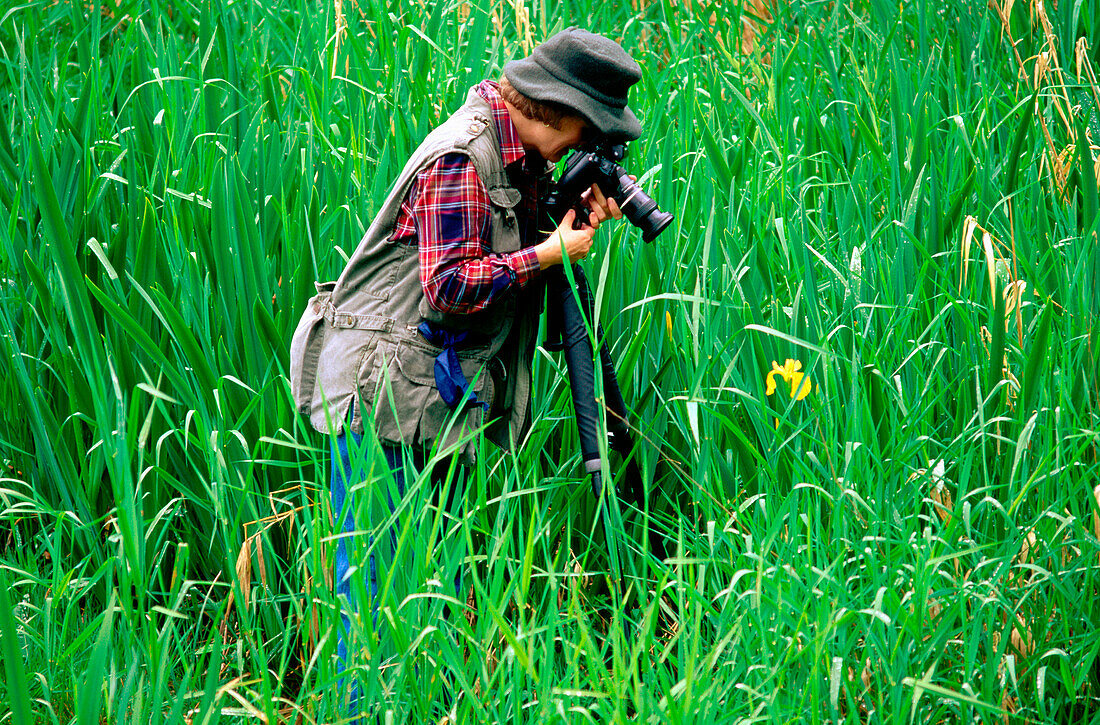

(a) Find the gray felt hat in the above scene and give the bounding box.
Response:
[503,28,643,141]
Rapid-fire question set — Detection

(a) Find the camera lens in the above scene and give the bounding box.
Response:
[616,172,674,242]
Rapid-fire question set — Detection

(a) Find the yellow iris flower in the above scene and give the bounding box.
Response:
[766,359,812,401]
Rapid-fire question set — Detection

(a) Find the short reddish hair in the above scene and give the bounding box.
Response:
[499,75,577,130]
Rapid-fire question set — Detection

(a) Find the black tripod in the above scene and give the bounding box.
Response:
[545,263,668,564]
[537,138,674,568]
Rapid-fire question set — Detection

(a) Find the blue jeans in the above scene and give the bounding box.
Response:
[330,429,465,715]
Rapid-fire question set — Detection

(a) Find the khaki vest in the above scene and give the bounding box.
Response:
[289,88,541,461]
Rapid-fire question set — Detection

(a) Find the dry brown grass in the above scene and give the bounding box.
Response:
[990,0,1100,201]
[631,0,782,65]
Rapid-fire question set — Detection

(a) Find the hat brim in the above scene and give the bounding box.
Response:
[504,57,643,141]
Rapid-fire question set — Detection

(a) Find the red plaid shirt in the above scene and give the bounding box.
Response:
[391,81,550,314]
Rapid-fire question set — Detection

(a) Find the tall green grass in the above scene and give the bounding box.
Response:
[1,0,1098,721]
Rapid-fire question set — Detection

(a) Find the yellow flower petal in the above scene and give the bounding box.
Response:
[766,361,783,396]
[790,372,812,400]
[788,371,804,398]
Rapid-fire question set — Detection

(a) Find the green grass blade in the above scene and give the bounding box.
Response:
[0,567,34,724]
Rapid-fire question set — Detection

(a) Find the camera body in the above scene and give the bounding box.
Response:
[542,141,673,243]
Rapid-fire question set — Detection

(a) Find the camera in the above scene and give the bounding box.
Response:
[542,141,673,243]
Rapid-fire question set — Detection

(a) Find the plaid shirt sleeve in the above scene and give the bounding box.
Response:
[407,153,541,315]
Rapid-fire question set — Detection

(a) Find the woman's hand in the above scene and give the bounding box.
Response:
[534,181,632,269]
[580,183,623,227]
[535,209,597,268]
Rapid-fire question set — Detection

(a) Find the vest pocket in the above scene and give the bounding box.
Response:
[490,208,522,253]
[488,186,522,254]
[372,339,491,448]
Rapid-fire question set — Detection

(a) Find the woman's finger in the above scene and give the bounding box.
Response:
[589,183,609,210]
[607,195,623,220]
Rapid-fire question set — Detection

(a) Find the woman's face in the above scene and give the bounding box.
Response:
[516,113,591,163]
[528,114,589,161]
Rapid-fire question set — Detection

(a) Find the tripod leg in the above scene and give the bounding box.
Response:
[549,266,604,487]
[551,264,667,561]
[596,339,668,562]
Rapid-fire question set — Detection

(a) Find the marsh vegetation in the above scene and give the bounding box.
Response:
[1,0,1098,722]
